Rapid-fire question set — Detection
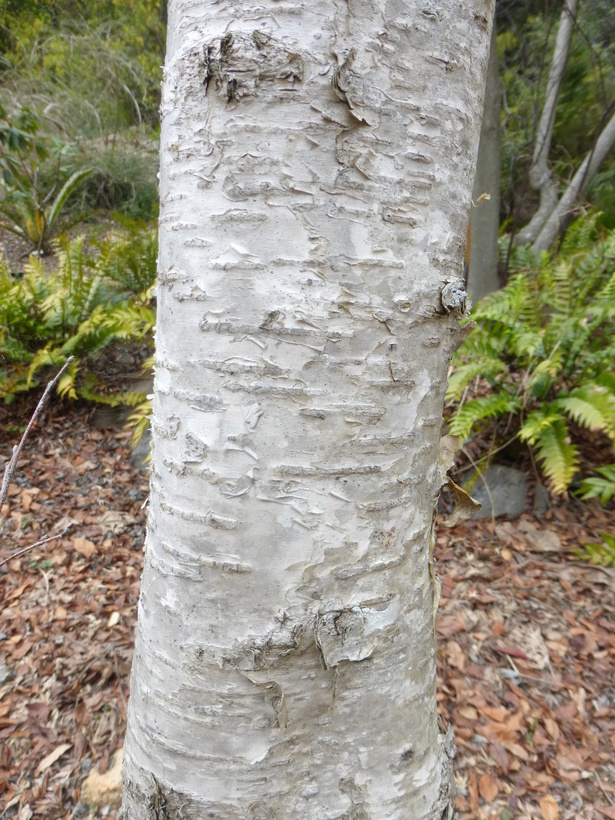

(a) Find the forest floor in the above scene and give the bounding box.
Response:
[0,399,614,820]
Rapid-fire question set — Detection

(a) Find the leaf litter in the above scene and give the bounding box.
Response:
[0,401,614,818]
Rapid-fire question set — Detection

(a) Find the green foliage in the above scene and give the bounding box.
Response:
[125,387,153,447]
[447,214,615,495]
[70,138,159,220]
[0,104,93,252]
[0,3,163,220]
[577,464,615,504]
[0,6,164,136]
[0,219,156,403]
[571,532,615,568]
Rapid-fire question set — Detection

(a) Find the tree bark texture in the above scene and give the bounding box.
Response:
[121,1,494,817]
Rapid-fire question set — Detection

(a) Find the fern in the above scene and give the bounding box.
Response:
[556,386,615,437]
[571,533,615,568]
[577,465,615,504]
[522,415,579,495]
[0,221,156,404]
[447,213,615,495]
[449,393,520,440]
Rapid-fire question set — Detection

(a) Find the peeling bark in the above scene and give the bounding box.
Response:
[121,1,494,817]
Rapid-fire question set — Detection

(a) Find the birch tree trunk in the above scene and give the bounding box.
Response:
[514,0,578,247]
[531,109,615,254]
[121,1,494,817]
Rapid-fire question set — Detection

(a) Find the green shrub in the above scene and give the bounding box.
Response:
[0,104,93,253]
[0,219,156,403]
[68,136,159,221]
[0,10,163,137]
[447,214,615,495]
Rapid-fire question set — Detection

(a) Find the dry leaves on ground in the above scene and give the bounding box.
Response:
[0,401,614,818]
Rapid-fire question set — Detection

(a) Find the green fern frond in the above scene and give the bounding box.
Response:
[518,407,560,445]
[556,385,615,439]
[576,464,615,504]
[529,417,579,495]
[449,393,520,441]
[125,397,152,448]
[56,358,80,400]
[446,357,505,402]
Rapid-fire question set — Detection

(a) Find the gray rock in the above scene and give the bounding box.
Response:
[90,405,129,430]
[471,465,527,519]
[470,465,551,518]
[535,482,550,515]
[130,426,151,471]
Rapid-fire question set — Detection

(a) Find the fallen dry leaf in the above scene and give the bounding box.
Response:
[506,624,550,669]
[35,743,72,775]
[73,536,97,558]
[81,747,123,809]
[539,794,560,820]
[445,640,466,671]
[478,772,498,802]
[99,510,137,535]
[517,521,561,553]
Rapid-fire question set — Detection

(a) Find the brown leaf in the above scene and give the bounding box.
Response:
[492,620,506,637]
[457,706,479,721]
[482,721,519,744]
[445,640,466,671]
[482,706,510,722]
[489,743,510,774]
[440,477,481,527]
[468,769,479,816]
[35,743,72,775]
[539,795,559,820]
[5,583,28,603]
[508,742,530,761]
[20,488,40,513]
[437,614,466,638]
[73,537,97,558]
[478,773,498,803]
[517,521,561,553]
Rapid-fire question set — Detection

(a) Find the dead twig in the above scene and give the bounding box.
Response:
[0,524,73,569]
[0,356,74,518]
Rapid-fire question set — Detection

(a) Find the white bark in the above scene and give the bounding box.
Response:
[532,109,615,254]
[514,0,577,247]
[121,1,494,817]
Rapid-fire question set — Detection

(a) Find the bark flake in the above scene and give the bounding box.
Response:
[205,31,304,102]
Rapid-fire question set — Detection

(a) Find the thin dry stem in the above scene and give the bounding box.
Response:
[0,524,73,569]
[0,356,74,518]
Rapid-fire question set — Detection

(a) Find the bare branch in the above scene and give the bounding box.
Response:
[0,356,74,517]
[0,524,73,569]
